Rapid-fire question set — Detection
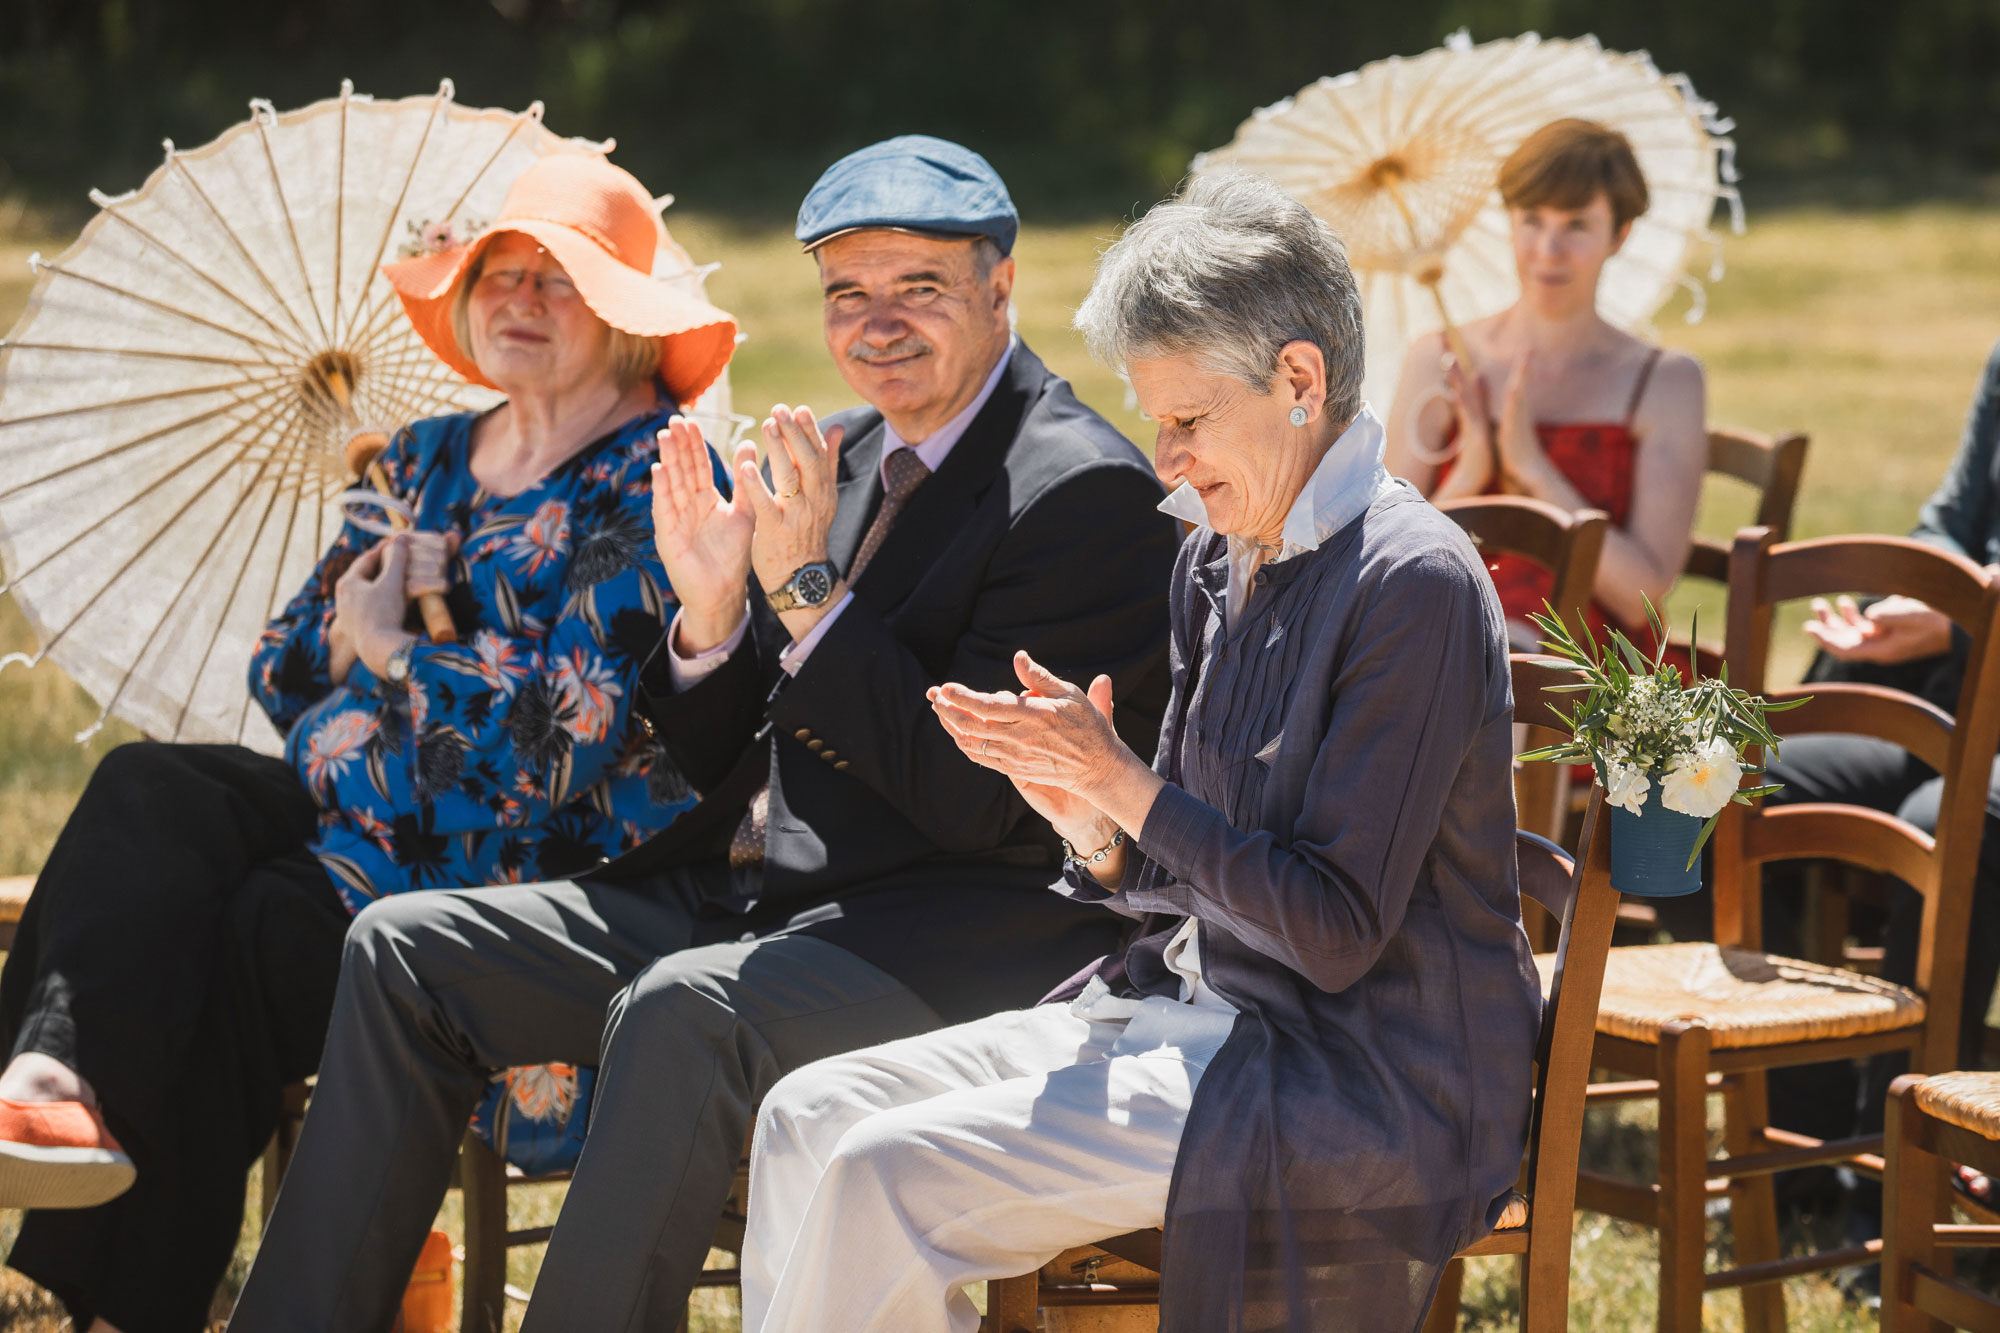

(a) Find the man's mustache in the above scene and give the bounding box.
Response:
[848,336,932,364]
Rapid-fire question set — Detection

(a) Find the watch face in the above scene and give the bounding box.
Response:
[796,565,834,606]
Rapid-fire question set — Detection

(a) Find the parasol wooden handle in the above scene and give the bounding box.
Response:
[345,431,458,645]
[1426,289,1481,391]
[1370,165,1484,383]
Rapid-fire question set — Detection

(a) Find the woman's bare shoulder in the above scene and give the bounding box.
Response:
[1639,345,1707,411]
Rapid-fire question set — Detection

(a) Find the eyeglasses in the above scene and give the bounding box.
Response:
[475,266,582,303]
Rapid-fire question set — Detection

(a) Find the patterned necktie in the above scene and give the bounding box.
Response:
[848,447,933,582]
[728,447,933,868]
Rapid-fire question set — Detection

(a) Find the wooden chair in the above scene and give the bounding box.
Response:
[980,656,1626,1333]
[1570,528,2000,1333]
[1439,495,1608,860]
[1437,494,1608,645]
[1884,1069,2000,1331]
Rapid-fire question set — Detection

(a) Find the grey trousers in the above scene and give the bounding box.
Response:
[226,871,941,1333]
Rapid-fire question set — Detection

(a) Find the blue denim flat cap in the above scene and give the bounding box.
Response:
[796,135,1018,255]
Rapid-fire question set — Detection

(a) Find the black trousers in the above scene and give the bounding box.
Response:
[0,742,349,1333]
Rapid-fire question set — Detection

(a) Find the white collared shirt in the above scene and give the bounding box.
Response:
[1150,404,1398,1009]
[1157,404,1398,631]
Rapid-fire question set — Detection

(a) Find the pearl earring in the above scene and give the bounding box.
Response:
[1289,406,1309,427]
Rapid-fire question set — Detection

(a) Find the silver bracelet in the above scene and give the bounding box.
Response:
[1061,828,1125,866]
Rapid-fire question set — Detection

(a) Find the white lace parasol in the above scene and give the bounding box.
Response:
[1191,31,1742,414]
[0,81,737,753]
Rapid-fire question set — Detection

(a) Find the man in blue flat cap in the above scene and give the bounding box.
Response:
[228,137,1179,1331]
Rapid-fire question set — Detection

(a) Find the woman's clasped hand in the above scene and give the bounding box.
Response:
[929,651,1156,878]
[325,530,462,685]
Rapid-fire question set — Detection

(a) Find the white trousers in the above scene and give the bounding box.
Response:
[742,991,1236,1333]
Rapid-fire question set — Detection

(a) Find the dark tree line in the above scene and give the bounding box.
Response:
[4,0,1997,220]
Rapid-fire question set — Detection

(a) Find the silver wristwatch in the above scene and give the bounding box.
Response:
[382,636,417,689]
[766,560,841,614]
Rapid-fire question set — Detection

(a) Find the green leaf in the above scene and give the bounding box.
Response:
[1612,632,1651,676]
[1686,810,1723,870]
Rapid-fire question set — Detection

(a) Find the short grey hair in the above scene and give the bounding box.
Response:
[1074,172,1364,422]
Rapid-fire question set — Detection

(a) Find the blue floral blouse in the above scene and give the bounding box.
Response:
[249,400,707,913]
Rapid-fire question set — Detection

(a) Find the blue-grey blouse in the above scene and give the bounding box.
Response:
[1060,485,1542,1331]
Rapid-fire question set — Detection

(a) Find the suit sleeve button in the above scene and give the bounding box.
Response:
[834,760,851,771]
[821,750,838,762]
[807,738,824,752]
[794,728,812,742]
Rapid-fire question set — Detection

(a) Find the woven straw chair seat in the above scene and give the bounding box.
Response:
[1914,1071,2000,1141]
[1531,941,1924,1049]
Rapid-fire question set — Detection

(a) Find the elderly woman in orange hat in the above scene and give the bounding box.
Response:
[0,153,735,1333]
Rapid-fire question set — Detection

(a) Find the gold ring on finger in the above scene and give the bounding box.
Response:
[778,484,803,500]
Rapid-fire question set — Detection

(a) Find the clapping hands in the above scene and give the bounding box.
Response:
[1438,350,1540,493]
[650,407,850,652]
[930,651,1130,857]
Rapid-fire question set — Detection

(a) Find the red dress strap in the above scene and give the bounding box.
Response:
[1623,347,1665,427]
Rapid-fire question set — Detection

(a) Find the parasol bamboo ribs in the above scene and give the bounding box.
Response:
[1369,160,1480,379]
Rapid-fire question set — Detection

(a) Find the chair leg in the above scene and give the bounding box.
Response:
[259,1080,309,1229]
[458,1132,509,1333]
[1420,1255,1464,1333]
[1722,1069,1787,1332]
[1655,1024,1712,1333]
[259,1133,283,1229]
[981,1273,1040,1333]
[1883,1077,1950,1333]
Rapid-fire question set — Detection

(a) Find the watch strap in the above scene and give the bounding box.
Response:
[767,560,839,614]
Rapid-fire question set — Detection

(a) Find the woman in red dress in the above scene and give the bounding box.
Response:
[1387,119,1709,650]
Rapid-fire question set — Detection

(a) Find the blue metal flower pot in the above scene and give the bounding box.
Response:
[1608,784,1705,897]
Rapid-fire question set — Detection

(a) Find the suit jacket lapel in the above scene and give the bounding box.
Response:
[829,417,886,577]
[849,343,1049,612]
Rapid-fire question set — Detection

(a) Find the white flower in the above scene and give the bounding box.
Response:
[1604,762,1652,814]
[1660,738,1744,819]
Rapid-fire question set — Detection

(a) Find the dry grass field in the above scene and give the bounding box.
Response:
[0,199,1997,1329]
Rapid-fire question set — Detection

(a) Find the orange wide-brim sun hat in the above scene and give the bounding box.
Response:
[381,154,738,406]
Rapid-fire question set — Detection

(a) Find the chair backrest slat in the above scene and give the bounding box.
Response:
[1744,805,1937,893]
[1706,427,1809,537]
[1753,535,1993,630]
[1442,495,1609,642]
[1770,684,1956,774]
[1515,829,1576,923]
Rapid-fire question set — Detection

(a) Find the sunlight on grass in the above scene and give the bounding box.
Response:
[3,202,1999,1327]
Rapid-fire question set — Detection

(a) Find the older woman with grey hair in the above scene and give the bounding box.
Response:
[738,173,1542,1333]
